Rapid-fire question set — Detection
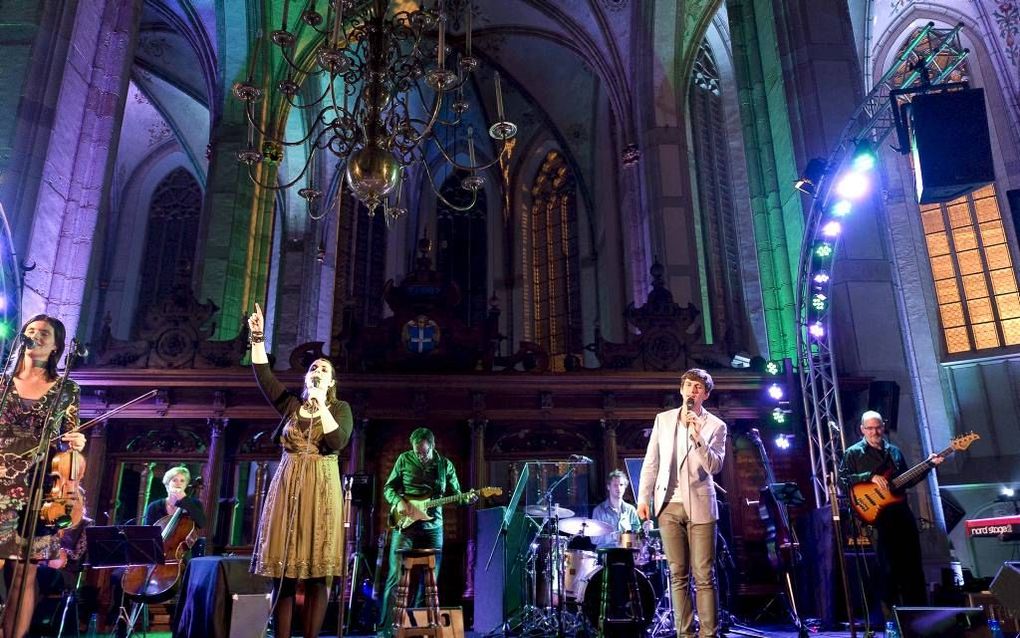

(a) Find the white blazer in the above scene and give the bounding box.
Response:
[637,406,727,524]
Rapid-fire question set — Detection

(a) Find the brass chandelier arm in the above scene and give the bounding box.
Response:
[422,160,479,212]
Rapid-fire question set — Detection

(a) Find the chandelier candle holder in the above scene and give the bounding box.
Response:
[232,0,517,222]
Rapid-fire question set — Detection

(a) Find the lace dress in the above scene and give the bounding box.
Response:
[250,363,353,579]
[0,377,80,560]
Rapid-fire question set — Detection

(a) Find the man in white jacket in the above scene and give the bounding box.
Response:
[637,368,727,638]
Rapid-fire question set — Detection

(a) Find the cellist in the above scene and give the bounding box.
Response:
[143,466,206,530]
[0,315,85,638]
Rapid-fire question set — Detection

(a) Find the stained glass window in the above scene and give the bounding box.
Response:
[523,151,582,368]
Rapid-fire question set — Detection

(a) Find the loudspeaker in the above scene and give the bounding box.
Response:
[401,607,464,638]
[228,593,272,638]
[344,473,375,508]
[473,507,530,634]
[940,491,966,534]
[893,606,990,638]
[910,88,995,204]
[990,561,1020,616]
[868,380,901,431]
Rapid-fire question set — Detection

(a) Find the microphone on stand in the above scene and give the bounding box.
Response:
[569,454,594,464]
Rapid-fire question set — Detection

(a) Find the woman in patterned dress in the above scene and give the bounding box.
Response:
[247,303,353,638]
[0,315,85,638]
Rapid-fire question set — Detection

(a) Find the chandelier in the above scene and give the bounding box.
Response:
[232,0,517,222]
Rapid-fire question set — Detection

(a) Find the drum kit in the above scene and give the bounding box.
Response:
[513,503,676,637]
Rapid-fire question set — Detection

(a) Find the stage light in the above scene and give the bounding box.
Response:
[831,200,852,217]
[1003,486,1016,498]
[815,243,833,258]
[765,360,782,376]
[0,296,6,310]
[0,323,10,340]
[809,322,825,338]
[730,352,752,368]
[835,171,871,200]
[771,408,787,425]
[822,221,842,238]
[813,272,830,284]
[812,293,827,311]
[767,383,784,401]
[774,434,792,450]
[794,158,828,196]
[851,142,878,172]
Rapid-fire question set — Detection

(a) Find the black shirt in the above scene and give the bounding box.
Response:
[144,496,207,529]
[839,438,929,492]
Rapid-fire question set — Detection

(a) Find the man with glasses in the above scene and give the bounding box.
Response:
[839,410,943,615]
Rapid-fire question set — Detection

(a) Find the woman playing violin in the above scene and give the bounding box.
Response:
[0,315,85,638]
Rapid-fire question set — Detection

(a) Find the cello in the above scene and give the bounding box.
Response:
[121,476,203,603]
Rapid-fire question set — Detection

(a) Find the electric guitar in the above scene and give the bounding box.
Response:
[849,432,979,525]
[389,487,502,530]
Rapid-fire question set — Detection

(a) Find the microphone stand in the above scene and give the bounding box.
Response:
[538,464,578,638]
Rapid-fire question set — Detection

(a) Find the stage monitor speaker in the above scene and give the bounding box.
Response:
[894,606,990,638]
[228,593,272,638]
[990,561,1020,616]
[401,607,464,638]
[910,88,994,204]
[868,380,901,431]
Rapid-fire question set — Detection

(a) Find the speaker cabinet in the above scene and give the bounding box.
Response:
[910,88,994,204]
[228,593,272,638]
[990,561,1020,616]
[868,380,901,431]
[893,606,990,637]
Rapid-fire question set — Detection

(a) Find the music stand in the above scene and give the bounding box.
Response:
[84,526,165,568]
[769,482,806,507]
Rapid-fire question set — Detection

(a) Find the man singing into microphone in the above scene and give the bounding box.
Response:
[637,369,727,638]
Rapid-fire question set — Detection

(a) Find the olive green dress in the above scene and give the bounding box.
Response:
[250,363,353,579]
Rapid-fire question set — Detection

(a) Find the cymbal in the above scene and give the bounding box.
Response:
[524,504,575,518]
[558,517,614,537]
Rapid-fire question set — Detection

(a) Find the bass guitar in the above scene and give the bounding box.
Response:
[389,487,502,530]
[850,432,979,525]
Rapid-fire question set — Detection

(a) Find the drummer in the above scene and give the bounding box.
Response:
[590,469,645,548]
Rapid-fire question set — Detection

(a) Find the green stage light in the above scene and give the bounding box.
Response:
[815,243,833,258]
[765,360,782,376]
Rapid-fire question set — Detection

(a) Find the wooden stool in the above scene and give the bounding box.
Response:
[392,548,442,638]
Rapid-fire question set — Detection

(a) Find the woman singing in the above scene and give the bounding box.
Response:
[0,315,85,638]
[247,303,353,638]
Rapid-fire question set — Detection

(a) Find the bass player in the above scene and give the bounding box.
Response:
[839,410,943,613]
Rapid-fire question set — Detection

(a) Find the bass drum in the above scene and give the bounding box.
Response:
[578,565,655,630]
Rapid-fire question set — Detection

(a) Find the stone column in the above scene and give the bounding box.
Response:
[201,417,228,546]
[20,0,145,332]
[82,420,109,518]
[600,418,619,477]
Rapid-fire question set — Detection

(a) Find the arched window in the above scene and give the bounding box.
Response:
[688,40,746,349]
[892,29,1020,354]
[436,173,488,326]
[522,151,582,367]
[136,167,201,324]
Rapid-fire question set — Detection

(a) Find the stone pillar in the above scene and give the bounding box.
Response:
[465,417,487,598]
[346,417,368,475]
[82,420,108,518]
[137,461,154,520]
[251,460,270,541]
[600,418,619,477]
[201,417,228,546]
[20,0,145,332]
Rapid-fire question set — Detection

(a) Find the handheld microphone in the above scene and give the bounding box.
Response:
[685,396,695,410]
[569,454,594,464]
[311,377,321,389]
[22,335,36,350]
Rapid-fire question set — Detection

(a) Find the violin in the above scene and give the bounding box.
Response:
[39,341,88,530]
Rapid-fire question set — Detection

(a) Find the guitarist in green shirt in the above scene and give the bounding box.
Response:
[377,428,473,637]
